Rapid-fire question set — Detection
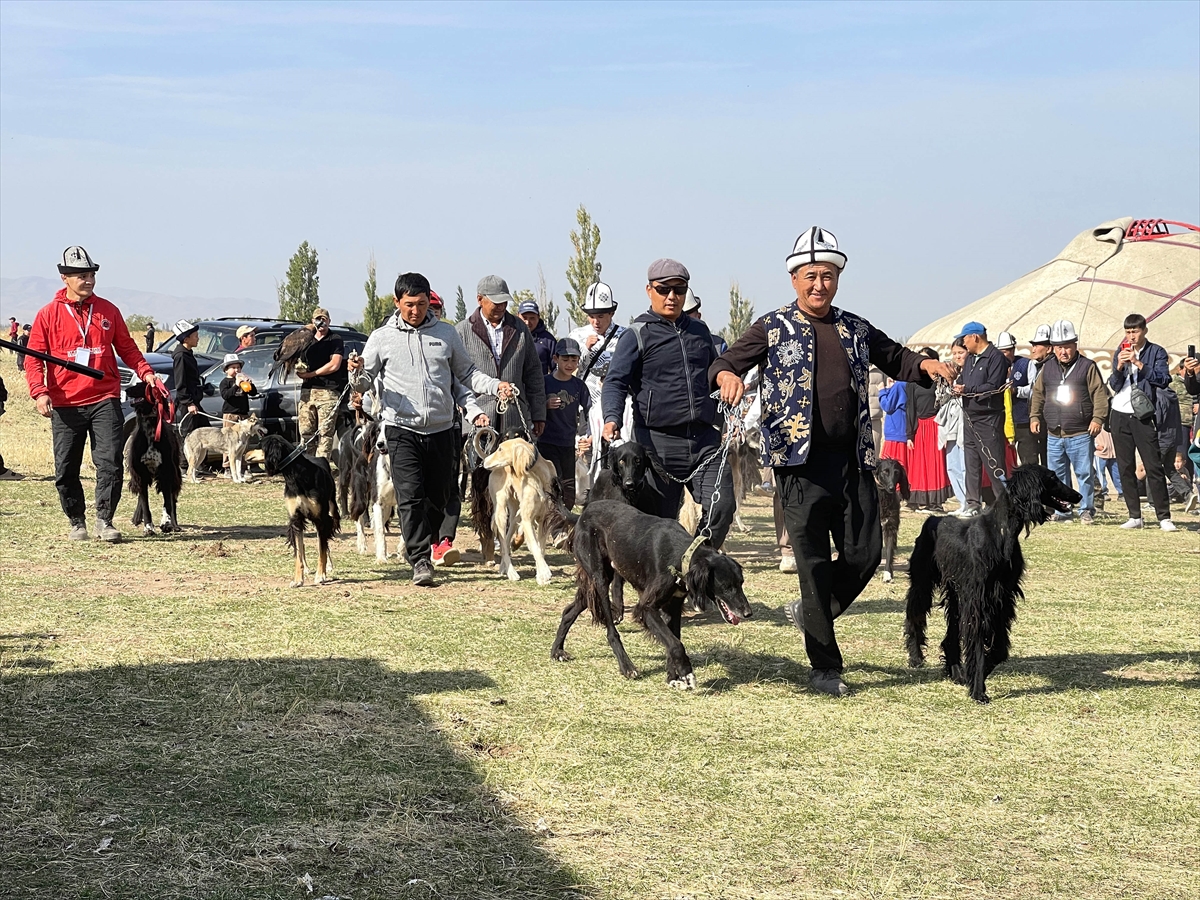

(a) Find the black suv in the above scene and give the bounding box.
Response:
[118,318,367,440]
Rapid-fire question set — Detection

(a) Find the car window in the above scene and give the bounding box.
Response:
[195,326,239,356]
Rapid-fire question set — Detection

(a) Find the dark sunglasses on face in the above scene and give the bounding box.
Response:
[650,283,687,298]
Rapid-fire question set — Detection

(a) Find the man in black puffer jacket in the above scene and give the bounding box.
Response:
[602,258,733,546]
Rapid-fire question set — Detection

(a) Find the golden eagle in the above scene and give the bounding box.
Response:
[270,324,317,381]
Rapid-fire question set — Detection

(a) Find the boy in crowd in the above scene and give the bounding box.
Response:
[218,353,258,425]
[537,338,591,508]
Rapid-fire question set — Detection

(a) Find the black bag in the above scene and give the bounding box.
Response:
[1130,384,1155,422]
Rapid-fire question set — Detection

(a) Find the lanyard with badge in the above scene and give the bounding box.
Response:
[1055,359,1077,404]
[68,302,95,367]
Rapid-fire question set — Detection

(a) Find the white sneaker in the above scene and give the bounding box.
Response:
[1159,519,1178,532]
[1119,518,1144,529]
[779,552,798,573]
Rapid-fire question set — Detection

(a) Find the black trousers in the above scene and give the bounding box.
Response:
[1111,410,1170,520]
[52,398,124,525]
[778,448,881,672]
[963,411,1008,510]
[1013,422,1044,467]
[636,423,735,548]
[538,441,578,508]
[434,425,465,543]
[386,425,456,564]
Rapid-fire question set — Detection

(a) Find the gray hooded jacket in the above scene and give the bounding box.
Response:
[352,310,498,435]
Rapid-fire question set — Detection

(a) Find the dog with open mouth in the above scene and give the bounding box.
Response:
[552,500,752,689]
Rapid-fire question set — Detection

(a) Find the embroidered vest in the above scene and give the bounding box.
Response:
[758,304,876,470]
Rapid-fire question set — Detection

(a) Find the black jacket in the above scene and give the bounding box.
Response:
[172,346,204,407]
[602,310,718,430]
[219,375,258,417]
[958,343,1008,417]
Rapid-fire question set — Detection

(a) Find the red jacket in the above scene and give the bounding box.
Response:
[25,290,154,407]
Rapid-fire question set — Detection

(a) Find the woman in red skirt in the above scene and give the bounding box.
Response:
[904,348,951,510]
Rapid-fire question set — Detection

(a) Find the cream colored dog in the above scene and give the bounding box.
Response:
[183,415,264,483]
[479,438,570,585]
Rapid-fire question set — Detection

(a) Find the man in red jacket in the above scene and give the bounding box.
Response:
[24,247,159,542]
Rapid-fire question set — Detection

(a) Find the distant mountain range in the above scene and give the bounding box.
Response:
[0,276,358,328]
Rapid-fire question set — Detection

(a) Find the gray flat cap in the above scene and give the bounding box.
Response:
[647,258,690,283]
[477,275,513,305]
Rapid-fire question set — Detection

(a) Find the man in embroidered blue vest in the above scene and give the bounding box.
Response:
[711,227,954,697]
[602,258,734,546]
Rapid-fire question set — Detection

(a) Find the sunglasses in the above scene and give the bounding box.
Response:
[650,283,687,298]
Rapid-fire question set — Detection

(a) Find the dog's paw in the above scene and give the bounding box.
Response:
[506,568,521,582]
[948,664,966,684]
[619,665,640,679]
[289,580,304,588]
[882,570,893,584]
[314,573,329,585]
[142,525,156,536]
[972,691,991,704]
[535,569,552,586]
[550,648,570,662]
[668,672,696,691]
[907,653,925,668]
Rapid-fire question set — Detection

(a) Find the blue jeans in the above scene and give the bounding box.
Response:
[945,440,967,507]
[1047,433,1096,514]
[1095,456,1122,496]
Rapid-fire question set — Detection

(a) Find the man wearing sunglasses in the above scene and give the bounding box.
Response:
[602,258,734,547]
[296,307,347,465]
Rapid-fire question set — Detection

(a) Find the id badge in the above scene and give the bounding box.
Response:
[1055,384,1072,404]
[73,348,91,367]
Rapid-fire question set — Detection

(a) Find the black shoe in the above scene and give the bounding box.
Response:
[809,668,850,697]
[412,558,435,587]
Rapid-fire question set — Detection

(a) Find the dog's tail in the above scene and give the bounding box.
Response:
[903,515,941,666]
[546,503,578,549]
[574,561,608,626]
[470,466,495,541]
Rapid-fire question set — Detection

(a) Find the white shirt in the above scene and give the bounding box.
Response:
[1110,343,1144,414]
[484,318,505,363]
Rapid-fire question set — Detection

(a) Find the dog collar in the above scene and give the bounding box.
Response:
[277,444,307,471]
[669,533,708,586]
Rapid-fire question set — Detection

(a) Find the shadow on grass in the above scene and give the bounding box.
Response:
[0,657,589,900]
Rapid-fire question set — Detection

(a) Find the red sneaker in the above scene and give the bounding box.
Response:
[432,539,460,567]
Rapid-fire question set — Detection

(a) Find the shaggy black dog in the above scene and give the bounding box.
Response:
[123,381,183,535]
[552,500,752,689]
[875,457,910,583]
[261,433,341,587]
[903,464,1081,703]
[587,440,662,515]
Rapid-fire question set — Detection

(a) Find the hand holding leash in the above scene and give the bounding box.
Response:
[716,371,746,406]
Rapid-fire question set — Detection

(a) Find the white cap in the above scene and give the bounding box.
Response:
[173,319,198,338]
[582,281,617,313]
[682,288,701,314]
[222,353,243,369]
[995,331,1016,349]
[1031,323,1053,345]
[1049,320,1079,345]
[786,226,847,273]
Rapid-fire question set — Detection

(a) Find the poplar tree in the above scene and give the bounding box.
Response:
[277,241,320,322]
[563,204,601,326]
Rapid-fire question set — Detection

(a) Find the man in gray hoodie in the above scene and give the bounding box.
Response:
[349,271,512,586]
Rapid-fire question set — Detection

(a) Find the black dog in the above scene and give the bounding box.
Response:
[261,434,341,587]
[875,457,910,583]
[587,440,661,515]
[123,381,183,535]
[903,464,1081,703]
[552,500,752,689]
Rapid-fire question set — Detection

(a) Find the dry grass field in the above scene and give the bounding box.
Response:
[2,356,1198,900]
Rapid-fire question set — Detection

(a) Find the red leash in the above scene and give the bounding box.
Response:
[148,378,175,441]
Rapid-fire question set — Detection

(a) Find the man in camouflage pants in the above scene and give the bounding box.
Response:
[296,307,346,464]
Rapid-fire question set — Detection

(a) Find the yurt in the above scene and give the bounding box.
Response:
[910,218,1199,370]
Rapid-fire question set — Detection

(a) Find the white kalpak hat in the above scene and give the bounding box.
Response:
[582,281,617,313]
[1031,323,1053,345]
[682,288,701,314]
[995,331,1016,350]
[786,226,847,273]
[1049,320,1079,345]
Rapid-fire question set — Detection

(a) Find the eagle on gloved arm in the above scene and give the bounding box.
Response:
[270,324,317,380]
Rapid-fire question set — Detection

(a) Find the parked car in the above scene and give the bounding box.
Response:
[152,317,368,372]
[117,323,366,441]
[196,344,363,442]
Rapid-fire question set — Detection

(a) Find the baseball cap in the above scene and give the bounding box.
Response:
[954,321,986,339]
[312,307,331,323]
[235,325,256,339]
[58,245,99,274]
[429,290,444,309]
[222,353,243,369]
[518,299,540,316]
[647,259,690,283]
[477,275,514,305]
[554,337,582,356]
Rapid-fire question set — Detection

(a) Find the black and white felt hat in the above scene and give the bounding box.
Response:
[786,227,847,273]
[682,289,701,313]
[582,281,616,313]
[58,245,100,274]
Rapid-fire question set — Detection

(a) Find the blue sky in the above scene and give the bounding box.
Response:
[1,0,1197,334]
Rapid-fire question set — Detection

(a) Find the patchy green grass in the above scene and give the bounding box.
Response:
[1,382,1198,900]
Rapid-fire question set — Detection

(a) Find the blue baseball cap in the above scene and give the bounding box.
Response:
[517,300,540,316]
[954,321,987,339]
[554,337,581,356]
